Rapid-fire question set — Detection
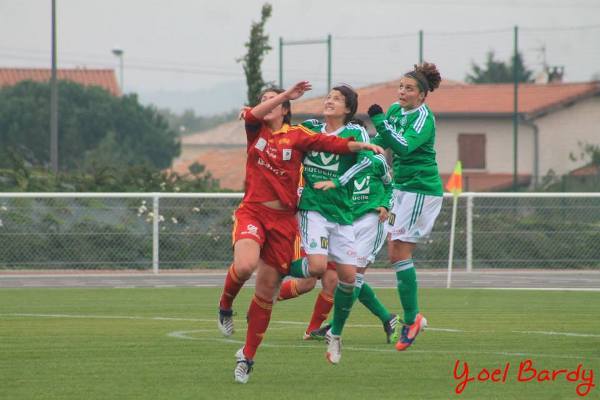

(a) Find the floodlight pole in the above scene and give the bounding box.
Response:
[279,34,332,92]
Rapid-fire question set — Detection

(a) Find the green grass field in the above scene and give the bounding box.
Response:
[1,287,599,399]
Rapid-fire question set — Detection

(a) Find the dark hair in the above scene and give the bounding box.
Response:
[348,118,365,127]
[331,85,358,124]
[258,86,292,124]
[405,62,442,97]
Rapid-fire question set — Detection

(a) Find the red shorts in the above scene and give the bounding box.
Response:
[232,202,301,275]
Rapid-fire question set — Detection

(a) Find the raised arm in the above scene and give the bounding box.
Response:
[250,81,312,120]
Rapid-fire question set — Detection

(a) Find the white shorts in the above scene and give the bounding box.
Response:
[388,190,442,243]
[298,210,357,265]
[353,212,388,268]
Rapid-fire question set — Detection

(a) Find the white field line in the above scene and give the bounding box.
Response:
[513,330,600,338]
[467,287,600,292]
[3,313,598,359]
[6,313,600,338]
[167,330,600,361]
[0,313,460,332]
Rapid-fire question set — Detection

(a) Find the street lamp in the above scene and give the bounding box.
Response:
[111,47,124,93]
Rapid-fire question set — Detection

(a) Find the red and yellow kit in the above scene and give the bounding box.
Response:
[233,110,353,273]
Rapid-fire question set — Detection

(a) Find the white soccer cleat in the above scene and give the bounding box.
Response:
[325,329,342,364]
[218,309,234,336]
[234,347,254,384]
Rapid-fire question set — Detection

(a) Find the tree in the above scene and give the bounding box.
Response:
[0,80,180,171]
[466,51,534,84]
[238,3,272,106]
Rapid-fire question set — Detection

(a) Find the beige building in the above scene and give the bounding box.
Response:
[174,80,600,191]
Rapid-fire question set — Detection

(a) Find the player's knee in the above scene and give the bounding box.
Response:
[297,277,318,294]
[308,261,327,277]
[321,272,338,293]
[234,260,259,280]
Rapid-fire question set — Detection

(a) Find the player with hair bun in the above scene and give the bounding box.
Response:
[367,62,443,352]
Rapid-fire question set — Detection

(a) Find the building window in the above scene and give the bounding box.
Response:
[458,134,486,169]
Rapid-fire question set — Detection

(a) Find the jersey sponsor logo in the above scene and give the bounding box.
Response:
[353,176,370,195]
[304,151,340,172]
[388,212,396,226]
[401,115,408,126]
[282,148,292,161]
[241,224,260,238]
[320,237,329,249]
[266,146,278,159]
[255,138,267,151]
[257,157,285,176]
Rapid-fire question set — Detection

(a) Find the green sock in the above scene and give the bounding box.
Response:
[393,259,418,325]
[359,282,392,324]
[352,272,365,301]
[288,258,309,278]
[330,281,356,336]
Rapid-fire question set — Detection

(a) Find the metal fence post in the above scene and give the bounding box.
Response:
[152,195,159,274]
[466,194,473,272]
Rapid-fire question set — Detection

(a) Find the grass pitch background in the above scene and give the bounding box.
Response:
[1,287,599,399]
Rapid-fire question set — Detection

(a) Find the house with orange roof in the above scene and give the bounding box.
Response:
[294,80,600,191]
[0,68,120,96]
[173,80,600,191]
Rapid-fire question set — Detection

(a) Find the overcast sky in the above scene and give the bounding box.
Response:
[1,0,599,113]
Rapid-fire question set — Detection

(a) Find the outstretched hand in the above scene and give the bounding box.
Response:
[348,142,385,154]
[313,180,336,191]
[284,81,313,101]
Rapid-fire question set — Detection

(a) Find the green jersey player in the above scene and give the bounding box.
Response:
[293,85,384,364]
[368,62,443,352]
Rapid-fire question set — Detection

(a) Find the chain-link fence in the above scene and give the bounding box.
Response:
[0,193,598,271]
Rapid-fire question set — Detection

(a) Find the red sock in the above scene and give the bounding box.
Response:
[219,264,245,311]
[306,291,333,333]
[277,279,299,301]
[243,294,273,360]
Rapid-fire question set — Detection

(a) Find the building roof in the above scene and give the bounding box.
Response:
[293,80,600,118]
[0,68,120,96]
[171,147,246,190]
[180,119,245,146]
[569,164,600,177]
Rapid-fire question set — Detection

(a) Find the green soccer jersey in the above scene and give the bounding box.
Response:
[352,153,393,220]
[299,119,373,225]
[371,102,443,196]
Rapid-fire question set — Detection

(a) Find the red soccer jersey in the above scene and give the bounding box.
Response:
[242,110,353,210]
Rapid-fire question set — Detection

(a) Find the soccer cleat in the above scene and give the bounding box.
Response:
[395,313,427,351]
[234,347,254,384]
[218,308,234,336]
[308,324,331,341]
[325,329,342,364]
[383,314,399,344]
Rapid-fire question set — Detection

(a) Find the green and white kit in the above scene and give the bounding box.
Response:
[298,120,373,265]
[371,103,443,243]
